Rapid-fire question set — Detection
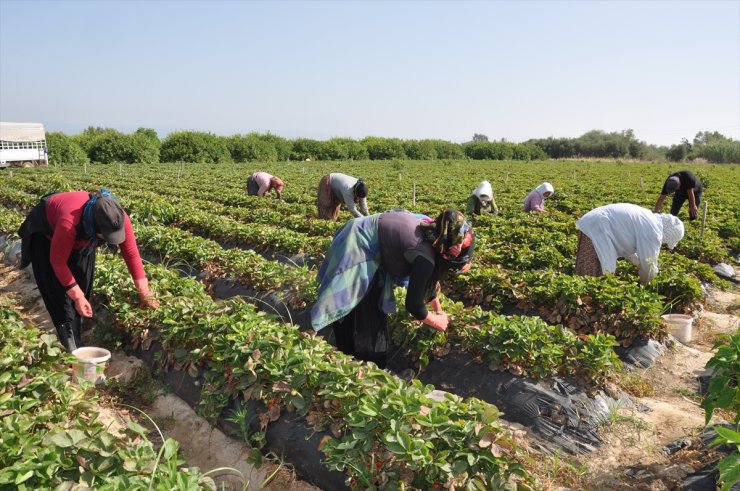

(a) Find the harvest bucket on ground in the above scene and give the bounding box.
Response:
[661,314,694,344]
[72,347,111,384]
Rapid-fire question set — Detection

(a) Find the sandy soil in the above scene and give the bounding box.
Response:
[565,286,739,490]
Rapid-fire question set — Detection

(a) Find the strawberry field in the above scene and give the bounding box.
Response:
[0,159,738,490]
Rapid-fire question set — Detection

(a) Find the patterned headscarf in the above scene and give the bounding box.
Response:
[421,209,470,256]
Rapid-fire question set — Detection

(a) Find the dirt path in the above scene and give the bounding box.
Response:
[566,285,739,490]
[0,261,318,491]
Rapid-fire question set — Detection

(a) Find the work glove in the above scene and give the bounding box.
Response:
[134,278,160,310]
[67,285,93,318]
[422,311,449,332]
[427,297,443,314]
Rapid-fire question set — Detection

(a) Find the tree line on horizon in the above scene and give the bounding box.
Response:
[45,127,740,166]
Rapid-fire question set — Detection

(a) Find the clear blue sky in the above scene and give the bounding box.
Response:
[1,0,738,146]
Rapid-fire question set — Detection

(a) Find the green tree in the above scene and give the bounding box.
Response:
[290,138,324,161]
[228,133,278,162]
[86,129,128,163]
[429,140,465,159]
[46,132,88,166]
[361,137,406,160]
[667,139,692,162]
[73,126,111,155]
[690,131,740,163]
[402,140,438,160]
[693,131,731,146]
[160,131,232,163]
[258,133,292,161]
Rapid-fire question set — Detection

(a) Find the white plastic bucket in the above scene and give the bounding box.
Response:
[662,314,694,344]
[72,347,111,385]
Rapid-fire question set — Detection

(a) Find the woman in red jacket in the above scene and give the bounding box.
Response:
[18,190,159,352]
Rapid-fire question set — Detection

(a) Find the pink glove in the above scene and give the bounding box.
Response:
[134,278,160,310]
[422,312,449,332]
[427,297,443,314]
[67,285,93,318]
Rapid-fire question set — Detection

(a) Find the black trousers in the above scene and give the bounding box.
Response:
[670,189,702,218]
[30,234,96,328]
[332,274,389,368]
[246,176,259,196]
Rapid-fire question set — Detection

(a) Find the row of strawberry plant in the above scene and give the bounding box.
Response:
[0,179,331,259]
[91,252,528,489]
[0,302,214,490]
[451,266,667,346]
[17,170,341,237]
[388,291,622,387]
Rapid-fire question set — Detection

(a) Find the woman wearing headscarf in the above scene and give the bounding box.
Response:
[574,203,685,285]
[18,190,160,352]
[310,209,475,368]
[523,182,554,212]
[317,173,369,220]
[466,180,499,217]
[247,171,284,199]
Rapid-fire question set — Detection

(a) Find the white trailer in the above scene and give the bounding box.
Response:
[0,122,49,168]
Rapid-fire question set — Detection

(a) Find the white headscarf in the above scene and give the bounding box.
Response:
[535,182,554,197]
[472,181,493,202]
[657,214,684,250]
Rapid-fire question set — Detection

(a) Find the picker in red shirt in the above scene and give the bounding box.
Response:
[18,190,159,352]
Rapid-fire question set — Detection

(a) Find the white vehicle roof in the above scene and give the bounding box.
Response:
[0,122,46,142]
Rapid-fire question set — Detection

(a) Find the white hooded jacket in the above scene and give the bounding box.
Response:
[576,203,684,283]
[523,182,554,212]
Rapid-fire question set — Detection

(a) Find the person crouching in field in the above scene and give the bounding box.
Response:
[317,173,369,220]
[247,171,284,199]
[653,170,702,220]
[574,203,684,285]
[466,180,499,217]
[523,182,554,212]
[310,209,475,368]
[18,190,160,352]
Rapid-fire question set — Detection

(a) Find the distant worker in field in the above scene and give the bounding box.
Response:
[17,190,160,352]
[523,182,554,212]
[653,170,702,220]
[574,203,684,285]
[466,180,499,217]
[317,172,369,220]
[311,209,475,368]
[247,171,284,200]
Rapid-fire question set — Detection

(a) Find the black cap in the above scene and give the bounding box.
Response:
[354,180,368,198]
[93,197,126,245]
[664,176,680,193]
